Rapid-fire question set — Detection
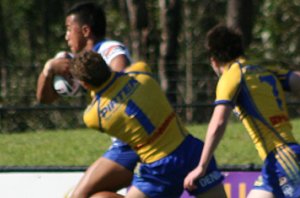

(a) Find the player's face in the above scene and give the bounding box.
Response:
[65,15,87,53]
[210,57,222,76]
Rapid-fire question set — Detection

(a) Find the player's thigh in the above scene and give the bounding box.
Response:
[195,183,227,198]
[76,157,133,192]
[247,189,274,198]
[90,191,124,198]
[125,186,148,198]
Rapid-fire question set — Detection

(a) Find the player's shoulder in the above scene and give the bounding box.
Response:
[96,39,129,64]
[267,66,291,76]
[99,39,125,50]
[125,61,152,73]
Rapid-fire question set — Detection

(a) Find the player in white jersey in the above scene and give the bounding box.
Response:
[36,2,139,198]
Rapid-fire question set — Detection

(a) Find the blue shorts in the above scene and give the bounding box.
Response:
[103,139,140,172]
[253,143,300,198]
[132,135,224,198]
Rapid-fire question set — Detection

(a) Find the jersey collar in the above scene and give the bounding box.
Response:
[92,72,124,99]
[224,57,246,73]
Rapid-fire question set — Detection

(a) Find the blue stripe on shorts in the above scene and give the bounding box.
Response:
[253,143,300,198]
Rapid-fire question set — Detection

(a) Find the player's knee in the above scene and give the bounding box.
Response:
[90,191,124,198]
[67,188,88,198]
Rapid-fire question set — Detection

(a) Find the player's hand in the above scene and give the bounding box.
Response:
[184,165,206,191]
[43,58,71,77]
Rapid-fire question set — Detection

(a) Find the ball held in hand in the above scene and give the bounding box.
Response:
[53,75,81,96]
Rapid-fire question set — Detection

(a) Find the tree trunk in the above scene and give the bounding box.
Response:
[0,0,8,101]
[226,0,254,48]
[26,5,38,63]
[126,0,148,61]
[183,1,193,122]
[158,0,181,104]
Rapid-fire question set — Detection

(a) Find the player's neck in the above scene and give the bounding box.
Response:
[84,39,95,51]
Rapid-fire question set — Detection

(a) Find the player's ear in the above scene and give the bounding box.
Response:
[210,57,219,68]
[80,80,92,90]
[81,25,91,38]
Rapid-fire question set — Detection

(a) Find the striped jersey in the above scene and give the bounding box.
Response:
[84,62,188,163]
[215,57,297,160]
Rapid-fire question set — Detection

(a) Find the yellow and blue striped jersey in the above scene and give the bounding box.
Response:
[84,62,188,163]
[215,57,297,160]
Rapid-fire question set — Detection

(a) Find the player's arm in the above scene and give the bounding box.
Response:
[184,104,232,190]
[109,54,131,72]
[198,104,232,170]
[99,41,131,72]
[36,57,71,104]
[289,71,300,99]
[268,67,300,98]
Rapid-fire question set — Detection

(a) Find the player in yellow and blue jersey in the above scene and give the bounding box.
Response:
[70,50,227,198]
[184,24,300,198]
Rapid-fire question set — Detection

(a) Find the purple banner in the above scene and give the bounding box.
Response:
[181,171,260,198]
[222,171,260,198]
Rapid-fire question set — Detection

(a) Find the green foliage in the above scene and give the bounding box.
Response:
[1,0,300,68]
[251,0,300,66]
[2,0,300,126]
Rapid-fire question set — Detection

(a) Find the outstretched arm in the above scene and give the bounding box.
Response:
[289,71,300,99]
[184,104,232,190]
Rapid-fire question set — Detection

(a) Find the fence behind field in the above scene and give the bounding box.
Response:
[1,63,300,133]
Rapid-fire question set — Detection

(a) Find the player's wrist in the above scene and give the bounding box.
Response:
[43,60,54,77]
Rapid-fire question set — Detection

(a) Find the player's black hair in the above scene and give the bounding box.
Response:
[205,24,244,63]
[66,2,106,38]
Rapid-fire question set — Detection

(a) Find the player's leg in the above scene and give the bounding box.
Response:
[70,157,133,198]
[90,191,125,198]
[70,140,139,198]
[195,183,227,198]
[247,144,300,198]
[125,186,148,198]
[247,189,274,198]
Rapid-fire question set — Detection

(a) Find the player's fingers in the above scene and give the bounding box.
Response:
[184,178,193,190]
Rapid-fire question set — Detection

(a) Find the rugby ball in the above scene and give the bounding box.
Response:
[53,75,81,96]
[52,51,80,96]
[54,51,73,59]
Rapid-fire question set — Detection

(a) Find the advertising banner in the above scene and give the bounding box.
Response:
[0,170,260,198]
[222,171,260,198]
[181,171,260,198]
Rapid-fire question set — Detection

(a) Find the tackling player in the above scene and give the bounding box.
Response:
[184,24,300,198]
[69,50,227,198]
[36,2,140,198]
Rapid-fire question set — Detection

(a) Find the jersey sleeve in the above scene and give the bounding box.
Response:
[97,41,131,65]
[215,62,242,107]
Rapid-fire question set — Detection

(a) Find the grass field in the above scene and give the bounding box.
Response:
[1,118,300,167]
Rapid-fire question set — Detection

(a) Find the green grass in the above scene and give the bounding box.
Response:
[0,129,111,166]
[188,121,261,165]
[1,119,300,166]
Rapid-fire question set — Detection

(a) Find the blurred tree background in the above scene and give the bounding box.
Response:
[1,0,300,132]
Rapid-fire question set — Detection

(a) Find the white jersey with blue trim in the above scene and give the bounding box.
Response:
[93,39,132,65]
